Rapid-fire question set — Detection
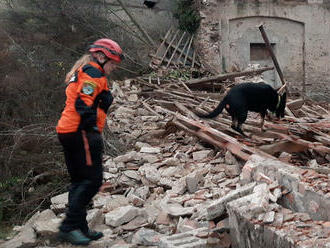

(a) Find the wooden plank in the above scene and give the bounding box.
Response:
[166,31,186,67]
[176,36,191,64]
[172,114,275,161]
[286,98,304,111]
[184,35,194,66]
[159,29,179,65]
[191,50,196,68]
[155,28,172,57]
[163,36,201,67]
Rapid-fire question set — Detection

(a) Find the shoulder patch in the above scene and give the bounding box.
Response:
[82,65,103,78]
[81,81,97,96]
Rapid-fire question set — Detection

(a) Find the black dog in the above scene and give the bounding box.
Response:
[198,82,287,136]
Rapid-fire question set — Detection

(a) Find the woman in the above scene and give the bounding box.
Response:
[56,38,123,246]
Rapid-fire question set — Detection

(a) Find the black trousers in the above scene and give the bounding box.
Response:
[58,130,103,233]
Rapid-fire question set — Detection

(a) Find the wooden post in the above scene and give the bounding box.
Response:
[258,25,286,87]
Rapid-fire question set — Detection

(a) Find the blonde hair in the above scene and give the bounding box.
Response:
[65,54,93,84]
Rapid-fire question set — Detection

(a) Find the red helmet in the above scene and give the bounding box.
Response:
[89,38,124,63]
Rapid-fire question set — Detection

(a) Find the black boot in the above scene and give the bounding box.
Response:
[83,229,104,240]
[58,229,91,246]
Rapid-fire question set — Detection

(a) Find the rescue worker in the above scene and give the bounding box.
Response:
[56,38,123,246]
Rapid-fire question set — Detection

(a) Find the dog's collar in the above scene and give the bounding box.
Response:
[276,94,281,109]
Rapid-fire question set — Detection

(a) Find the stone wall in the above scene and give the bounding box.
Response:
[196,0,330,101]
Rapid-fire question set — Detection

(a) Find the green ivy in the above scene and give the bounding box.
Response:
[174,0,200,34]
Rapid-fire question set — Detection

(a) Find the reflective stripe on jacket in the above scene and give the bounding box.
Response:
[56,62,109,133]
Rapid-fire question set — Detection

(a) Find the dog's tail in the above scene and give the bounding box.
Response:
[198,98,226,119]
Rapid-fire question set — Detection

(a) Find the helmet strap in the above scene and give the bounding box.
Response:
[93,56,109,69]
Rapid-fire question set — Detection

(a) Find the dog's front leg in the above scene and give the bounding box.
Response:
[231,119,247,136]
[265,111,272,121]
[260,112,266,132]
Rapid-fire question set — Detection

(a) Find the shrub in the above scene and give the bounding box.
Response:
[174,0,201,34]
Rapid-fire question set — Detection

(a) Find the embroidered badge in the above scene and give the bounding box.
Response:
[81,81,96,96]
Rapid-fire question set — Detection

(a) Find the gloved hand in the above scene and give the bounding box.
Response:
[76,97,98,132]
[81,112,98,132]
[97,90,113,114]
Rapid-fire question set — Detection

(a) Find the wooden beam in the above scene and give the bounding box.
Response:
[186,67,274,86]
[172,114,275,161]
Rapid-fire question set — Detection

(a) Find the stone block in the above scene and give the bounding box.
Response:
[206,182,256,220]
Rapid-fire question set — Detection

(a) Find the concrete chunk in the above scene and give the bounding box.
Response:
[87,208,104,228]
[263,211,275,224]
[131,227,164,246]
[50,192,68,212]
[244,155,330,221]
[164,204,194,217]
[33,218,61,237]
[186,172,202,194]
[105,206,139,227]
[192,150,212,161]
[206,182,256,220]
[140,146,161,153]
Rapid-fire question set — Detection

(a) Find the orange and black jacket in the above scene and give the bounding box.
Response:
[56,61,113,134]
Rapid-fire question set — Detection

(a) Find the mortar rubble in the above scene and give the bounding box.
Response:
[3,73,330,248]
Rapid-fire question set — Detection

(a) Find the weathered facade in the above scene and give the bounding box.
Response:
[196,0,330,101]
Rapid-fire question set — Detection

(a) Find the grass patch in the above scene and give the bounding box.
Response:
[0,223,14,240]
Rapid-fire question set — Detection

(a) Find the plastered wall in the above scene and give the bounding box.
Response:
[196,0,330,101]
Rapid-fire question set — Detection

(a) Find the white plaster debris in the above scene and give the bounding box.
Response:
[105,206,139,227]
[140,146,161,153]
[50,192,68,213]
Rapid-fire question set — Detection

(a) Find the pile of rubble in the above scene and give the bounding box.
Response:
[2,68,330,248]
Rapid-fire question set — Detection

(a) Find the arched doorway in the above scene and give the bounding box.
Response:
[222,16,305,90]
